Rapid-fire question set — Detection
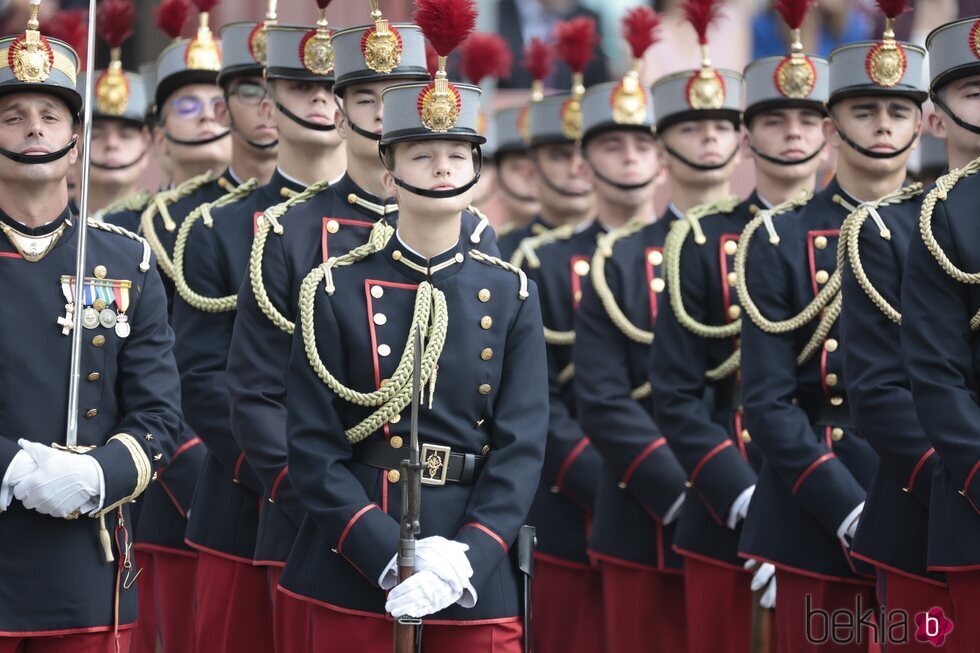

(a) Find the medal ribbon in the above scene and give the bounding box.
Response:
[114,285,130,314]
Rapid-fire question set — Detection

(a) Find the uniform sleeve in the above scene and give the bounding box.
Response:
[0,439,21,481]
[902,201,980,514]
[171,219,263,495]
[88,256,182,510]
[228,227,305,526]
[455,283,548,593]
[650,236,756,523]
[286,287,400,583]
[573,260,687,520]
[740,233,865,535]
[842,221,936,506]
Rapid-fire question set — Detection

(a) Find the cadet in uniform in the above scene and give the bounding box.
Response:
[736,4,926,649]
[169,9,303,651]
[572,4,742,649]
[279,1,546,649]
[173,4,346,650]
[520,12,656,653]
[649,2,828,649]
[0,4,181,651]
[77,1,151,221]
[490,105,541,261]
[900,16,980,651]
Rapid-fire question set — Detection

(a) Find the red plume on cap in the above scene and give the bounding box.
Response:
[523,37,552,83]
[622,7,660,61]
[190,0,220,13]
[45,10,89,64]
[316,0,334,8]
[425,42,439,77]
[553,17,596,75]
[681,0,722,46]
[774,0,813,31]
[414,0,478,58]
[155,0,192,40]
[97,0,135,49]
[875,0,910,20]
[460,33,512,84]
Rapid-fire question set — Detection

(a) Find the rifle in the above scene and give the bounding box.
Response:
[393,326,423,653]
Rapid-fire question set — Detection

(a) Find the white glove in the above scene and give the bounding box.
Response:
[745,559,776,609]
[13,440,103,518]
[663,492,685,525]
[385,569,465,618]
[0,449,38,510]
[380,536,476,607]
[726,485,755,530]
[837,502,864,549]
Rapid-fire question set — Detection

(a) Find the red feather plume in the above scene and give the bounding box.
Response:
[97,0,135,49]
[190,0,220,13]
[425,42,439,77]
[622,7,661,60]
[875,0,910,20]
[414,0,478,58]
[155,0,192,40]
[316,0,334,8]
[460,33,513,84]
[553,17,597,74]
[45,10,88,64]
[523,37,552,82]
[774,0,813,31]
[681,0,722,45]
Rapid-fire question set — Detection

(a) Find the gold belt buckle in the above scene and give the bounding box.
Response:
[420,443,451,486]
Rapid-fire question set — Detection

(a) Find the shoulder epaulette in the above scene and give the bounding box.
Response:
[465,204,491,245]
[86,218,151,272]
[171,179,261,312]
[510,222,577,269]
[469,249,530,300]
[248,178,339,335]
[591,216,654,345]
[918,158,980,330]
[139,170,215,279]
[102,189,151,217]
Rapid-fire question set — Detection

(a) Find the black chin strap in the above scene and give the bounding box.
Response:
[531,153,592,197]
[0,136,78,164]
[384,145,483,199]
[748,141,825,166]
[931,93,980,135]
[833,123,917,160]
[165,130,231,147]
[663,143,739,171]
[336,104,381,141]
[275,102,337,132]
[231,124,278,150]
[583,154,655,191]
[91,148,148,171]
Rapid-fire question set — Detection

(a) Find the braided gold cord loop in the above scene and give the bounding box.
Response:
[630,382,651,400]
[590,217,654,344]
[467,250,530,299]
[246,179,334,334]
[100,189,151,217]
[509,223,577,269]
[172,179,260,312]
[706,349,740,381]
[139,171,216,279]
[87,219,152,272]
[664,196,742,340]
[919,159,980,285]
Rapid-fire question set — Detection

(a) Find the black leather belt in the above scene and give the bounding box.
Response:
[352,439,487,486]
[797,395,855,429]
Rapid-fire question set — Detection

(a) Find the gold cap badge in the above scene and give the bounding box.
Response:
[361,0,402,73]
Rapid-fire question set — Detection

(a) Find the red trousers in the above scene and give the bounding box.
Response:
[877,569,961,652]
[130,551,158,653]
[775,568,877,652]
[193,551,274,653]
[683,555,753,653]
[532,556,605,653]
[946,570,980,651]
[268,566,312,652]
[601,559,687,653]
[0,631,133,653]
[150,550,197,653]
[309,602,522,652]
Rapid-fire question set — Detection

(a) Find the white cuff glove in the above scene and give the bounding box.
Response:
[0,450,38,510]
[13,439,104,518]
[726,485,755,530]
[380,536,477,609]
[663,492,685,525]
[837,501,864,549]
[745,559,776,609]
[385,569,465,618]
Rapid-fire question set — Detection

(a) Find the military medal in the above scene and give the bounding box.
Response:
[115,315,130,339]
[99,308,117,329]
[113,282,131,339]
[82,308,100,329]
